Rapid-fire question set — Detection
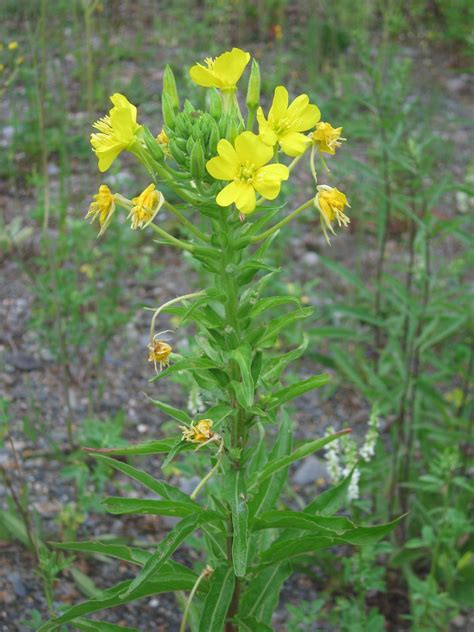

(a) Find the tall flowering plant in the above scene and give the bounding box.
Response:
[41,48,400,632]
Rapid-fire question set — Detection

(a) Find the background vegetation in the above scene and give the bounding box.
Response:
[1,0,472,630]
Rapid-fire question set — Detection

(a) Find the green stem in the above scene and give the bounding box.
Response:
[163,200,209,242]
[148,222,195,252]
[252,199,313,243]
[190,444,224,500]
[180,566,211,632]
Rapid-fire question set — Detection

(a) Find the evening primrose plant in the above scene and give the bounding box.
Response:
[40,48,401,632]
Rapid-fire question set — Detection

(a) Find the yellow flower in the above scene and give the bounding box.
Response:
[128,183,164,230]
[85,184,116,236]
[311,122,346,155]
[156,128,170,156]
[257,85,320,156]
[189,48,250,91]
[8,41,18,50]
[90,93,142,172]
[180,419,215,444]
[314,185,350,244]
[148,339,172,371]
[206,131,289,215]
[0,64,4,73]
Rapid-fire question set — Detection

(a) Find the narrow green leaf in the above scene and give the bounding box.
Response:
[70,567,100,598]
[91,454,191,503]
[38,574,196,631]
[121,513,209,597]
[0,510,30,547]
[253,510,354,534]
[335,515,406,545]
[240,563,291,623]
[225,468,249,577]
[150,357,220,382]
[199,564,235,632]
[234,616,273,632]
[259,535,334,565]
[249,429,351,491]
[267,374,330,411]
[305,467,354,515]
[102,497,208,518]
[147,398,192,425]
[256,307,314,347]
[230,344,255,408]
[74,619,139,631]
[249,296,301,318]
[83,437,192,457]
[261,335,309,383]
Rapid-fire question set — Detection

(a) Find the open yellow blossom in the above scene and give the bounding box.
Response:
[91,93,142,172]
[128,184,164,230]
[85,184,116,236]
[206,131,289,215]
[180,419,215,444]
[189,48,250,91]
[148,339,172,371]
[314,185,350,244]
[8,41,18,50]
[257,85,320,156]
[311,121,346,155]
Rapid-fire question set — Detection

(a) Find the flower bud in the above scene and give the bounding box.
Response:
[169,138,186,165]
[143,127,164,162]
[163,64,180,111]
[209,89,222,119]
[208,118,220,153]
[246,59,260,110]
[190,140,206,179]
[162,93,176,128]
[183,99,196,115]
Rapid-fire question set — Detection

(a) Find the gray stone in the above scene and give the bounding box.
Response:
[293,456,329,486]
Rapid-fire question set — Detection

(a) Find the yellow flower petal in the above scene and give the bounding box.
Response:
[234,182,256,214]
[206,139,240,180]
[254,164,289,199]
[279,131,311,157]
[268,86,289,121]
[213,48,250,86]
[292,104,321,132]
[234,132,273,169]
[189,64,220,88]
[216,181,241,207]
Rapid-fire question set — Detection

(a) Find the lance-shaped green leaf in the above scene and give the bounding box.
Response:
[240,563,291,623]
[259,535,335,565]
[261,334,309,383]
[38,573,197,631]
[225,468,249,577]
[198,564,235,632]
[102,497,216,519]
[247,295,302,318]
[75,619,139,631]
[249,429,351,492]
[230,344,255,409]
[267,374,330,411]
[252,307,314,347]
[233,616,273,632]
[83,437,192,457]
[253,510,354,534]
[147,398,192,425]
[120,513,212,597]
[92,453,192,503]
[305,466,355,515]
[150,357,221,382]
[334,515,406,545]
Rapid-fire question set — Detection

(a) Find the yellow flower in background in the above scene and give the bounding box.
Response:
[128,183,164,229]
[156,128,170,156]
[91,93,142,172]
[257,85,320,156]
[8,41,18,50]
[206,131,289,215]
[189,48,250,91]
[314,185,350,244]
[311,121,346,155]
[181,419,215,444]
[85,184,116,236]
[148,339,172,371]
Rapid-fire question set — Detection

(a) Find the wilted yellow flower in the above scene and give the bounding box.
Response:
[314,185,350,244]
[311,122,346,155]
[85,184,116,236]
[156,128,170,156]
[181,419,215,444]
[148,339,172,371]
[257,85,320,156]
[8,41,18,50]
[189,48,250,91]
[128,184,164,230]
[206,131,289,215]
[90,93,142,172]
